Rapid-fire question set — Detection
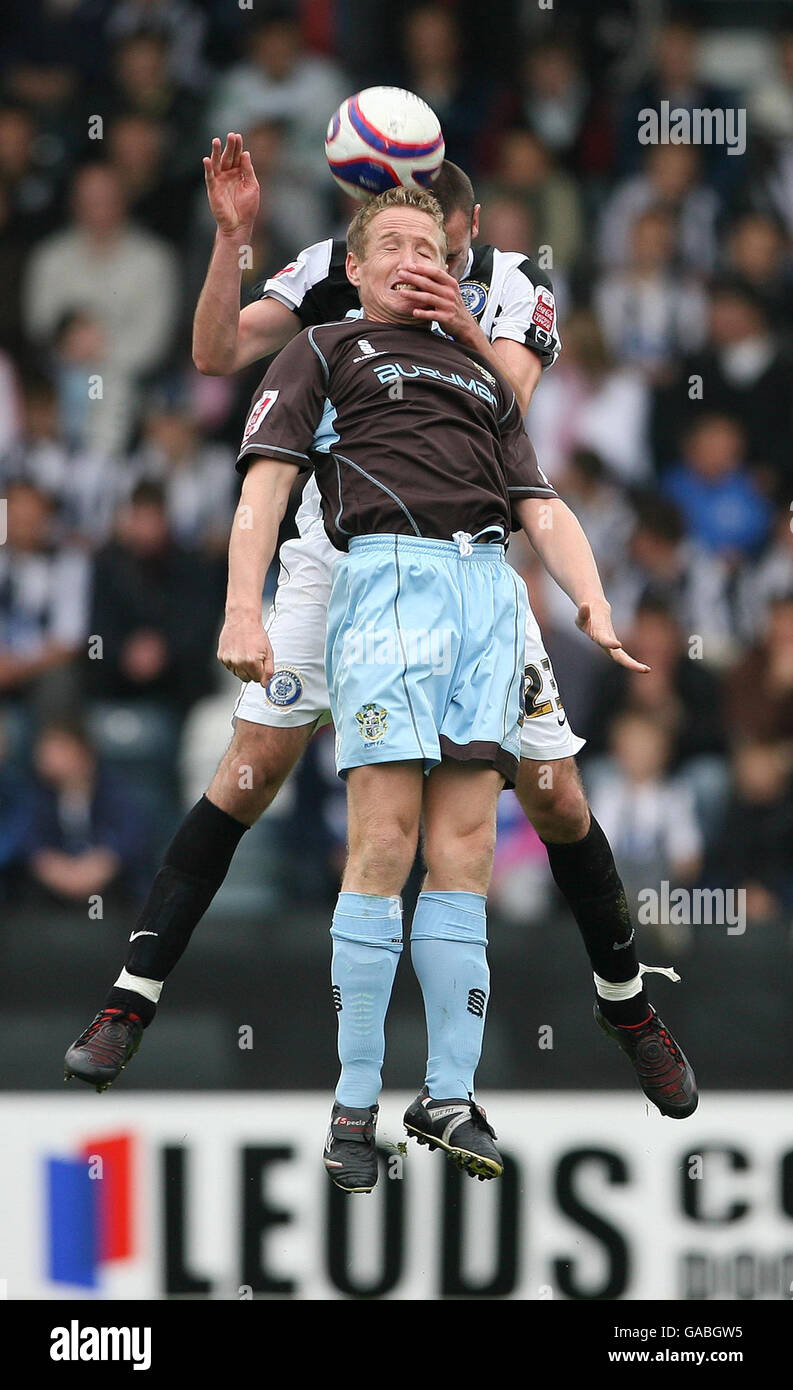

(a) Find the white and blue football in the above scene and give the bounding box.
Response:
[325,86,445,200]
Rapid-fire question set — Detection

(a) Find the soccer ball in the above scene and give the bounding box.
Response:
[325,86,445,200]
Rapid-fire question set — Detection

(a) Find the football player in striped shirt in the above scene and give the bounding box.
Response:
[64,137,697,1128]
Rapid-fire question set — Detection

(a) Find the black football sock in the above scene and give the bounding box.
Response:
[103,796,248,1024]
[542,813,650,1027]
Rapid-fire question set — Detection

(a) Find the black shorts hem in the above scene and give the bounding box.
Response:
[438,736,517,789]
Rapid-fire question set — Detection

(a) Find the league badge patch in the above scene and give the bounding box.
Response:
[242,388,280,443]
[531,289,555,334]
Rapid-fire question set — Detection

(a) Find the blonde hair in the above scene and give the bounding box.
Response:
[347,185,447,261]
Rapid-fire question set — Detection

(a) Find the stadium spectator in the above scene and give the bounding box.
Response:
[207,10,347,185]
[723,212,793,340]
[103,0,209,91]
[746,25,793,141]
[0,372,117,548]
[0,184,28,356]
[508,36,613,177]
[584,598,727,771]
[477,193,534,261]
[130,395,236,555]
[662,414,772,560]
[724,596,793,745]
[86,481,222,715]
[25,719,147,904]
[526,309,651,484]
[106,112,193,246]
[0,46,83,181]
[483,127,583,269]
[0,717,33,901]
[708,739,793,922]
[586,709,704,944]
[593,206,707,380]
[22,163,179,454]
[0,480,89,719]
[653,280,793,483]
[49,310,123,460]
[606,496,738,662]
[0,350,21,456]
[615,17,740,187]
[104,30,203,179]
[737,504,793,643]
[597,145,720,274]
[396,5,500,176]
[0,101,62,242]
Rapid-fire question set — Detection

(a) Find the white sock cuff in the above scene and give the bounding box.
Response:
[594,962,681,1001]
[115,969,163,1004]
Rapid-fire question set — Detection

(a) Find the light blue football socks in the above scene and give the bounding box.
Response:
[410,890,490,1100]
[330,892,403,1107]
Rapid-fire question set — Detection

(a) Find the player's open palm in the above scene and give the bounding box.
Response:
[217,615,274,687]
[575,600,650,674]
[203,133,260,235]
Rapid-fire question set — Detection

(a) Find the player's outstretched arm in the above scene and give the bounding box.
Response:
[217,455,298,686]
[516,497,650,674]
[193,133,299,375]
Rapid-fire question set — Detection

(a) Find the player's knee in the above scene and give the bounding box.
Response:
[424,818,496,890]
[347,823,417,891]
[516,760,590,842]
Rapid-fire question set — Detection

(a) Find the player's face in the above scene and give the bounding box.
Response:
[443,206,478,281]
[346,209,446,323]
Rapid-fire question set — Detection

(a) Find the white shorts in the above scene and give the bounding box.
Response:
[232,526,585,763]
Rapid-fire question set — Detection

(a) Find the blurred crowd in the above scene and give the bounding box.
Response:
[1,0,793,936]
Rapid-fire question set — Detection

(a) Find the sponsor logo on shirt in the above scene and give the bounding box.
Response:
[242,389,280,443]
[372,361,498,406]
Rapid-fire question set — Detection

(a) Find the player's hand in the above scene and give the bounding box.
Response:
[203,133,260,237]
[575,600,650,673]
[395,262,477,342]
[217,615,274,686]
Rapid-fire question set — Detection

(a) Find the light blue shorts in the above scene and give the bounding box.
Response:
[326,535,528,786]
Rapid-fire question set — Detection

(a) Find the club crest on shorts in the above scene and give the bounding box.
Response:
[355,702,388,745]
[265,667,304,707]
[459,281,488,317]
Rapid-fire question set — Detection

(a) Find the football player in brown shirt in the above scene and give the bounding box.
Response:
[65,145,698,1167]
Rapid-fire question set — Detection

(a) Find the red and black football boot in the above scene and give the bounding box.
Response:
[594,1003,698,1118]
[64,1008,143,1093]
